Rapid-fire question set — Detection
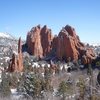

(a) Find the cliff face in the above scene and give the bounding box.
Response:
[26,25,53,58]
[54,25,95,63]
[26,25,43,58]
[56,26,79,61]
[25,25,95,64]
[17,37,23,71]
[40,25,53,56]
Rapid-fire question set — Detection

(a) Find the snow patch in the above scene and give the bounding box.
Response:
[11,88,17,95]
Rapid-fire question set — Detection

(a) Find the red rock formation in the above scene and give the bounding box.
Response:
[8,25,95,72]
[26,25,53,57]
[40,25,53,56]
[52,35,58,50]
[55,25,79,61]
[26,24,95,64]
[53,25,95,64]
[17,37,23,71]
[8,37,23,72]
[26,25,43,58]
[82,48,95,64]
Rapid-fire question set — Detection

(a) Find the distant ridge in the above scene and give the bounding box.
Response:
[0,32,16,40]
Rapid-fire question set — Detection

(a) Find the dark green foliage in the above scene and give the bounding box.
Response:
[77,77,86,100]
[44,78,53,92]
[44,66,51,79]
[57,80,73,100]
[0,71,11,98]
[18,72,44,99]
[97,71,100,85]
[87,64,93,75]
[9,72,19,88]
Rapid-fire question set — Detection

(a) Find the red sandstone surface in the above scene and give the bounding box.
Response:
[8,38,23,72]
[26,25,95,64]
[7,25,96,72]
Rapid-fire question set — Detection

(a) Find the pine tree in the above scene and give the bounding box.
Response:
[34,78,42,98]
[57,81,73,100]
[77,76,86,100]
[9,72,19,88]
[97,71,100,85]
[43,66,54,99]
[88,63,95,99]
[44,66,50,79]
[18,72,43,99]
[0,71,11,98]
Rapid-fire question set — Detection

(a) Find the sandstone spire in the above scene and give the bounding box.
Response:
[8,37,23,72]
[17,37,23,71]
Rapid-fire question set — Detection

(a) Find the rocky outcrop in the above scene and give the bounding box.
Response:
[52,35,58,50]
[40,25,53,56]
[25,24,95,64]
[54,25,95,63]
[82,48,96,64]
[26,25,53,58]
[17,37,23,71]
[8,37,23,72]
[26,25,43,58]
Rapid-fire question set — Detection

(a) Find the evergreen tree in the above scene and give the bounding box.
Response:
[44,66,50,79]
[87,63,95,99]
[9,72,19,88]
[0,71,11,98]
[44,78,53,92]
[77,76,86,100]
[97,71,100,85]
[18,72,43,99]
[57,80,73,100]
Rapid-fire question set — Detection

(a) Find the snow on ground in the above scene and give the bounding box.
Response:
[12,51,18,55]
[3,57,10,62]
[11,88,23,100]
[11,89,17,95]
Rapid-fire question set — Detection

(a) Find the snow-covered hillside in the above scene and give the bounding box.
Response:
[0,32,17,46]
[0,32,18,67]
[0,32,15,39]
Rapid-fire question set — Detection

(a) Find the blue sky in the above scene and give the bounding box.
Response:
[0,0,100,43]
